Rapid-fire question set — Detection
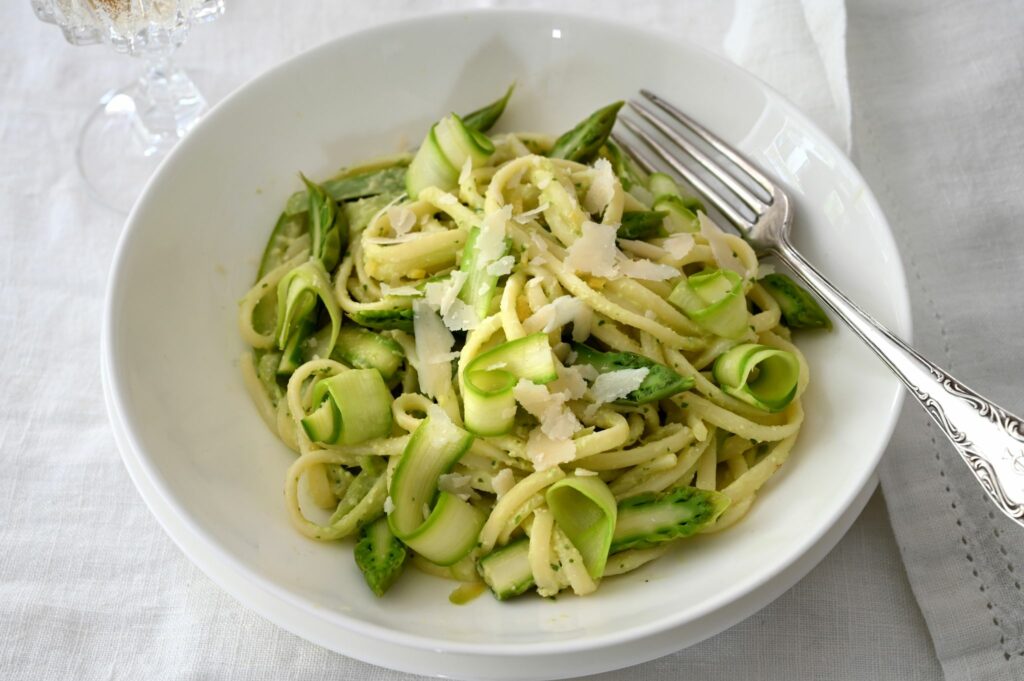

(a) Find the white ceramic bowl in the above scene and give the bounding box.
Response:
[103,10,910,680]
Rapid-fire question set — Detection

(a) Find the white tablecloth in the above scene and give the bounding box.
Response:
[3,0,1022,679]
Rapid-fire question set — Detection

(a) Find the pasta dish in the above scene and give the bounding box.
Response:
[237,86,829,600]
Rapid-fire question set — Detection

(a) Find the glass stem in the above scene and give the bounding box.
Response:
[131,52,208,154]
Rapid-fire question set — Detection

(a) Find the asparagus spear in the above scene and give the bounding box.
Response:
[571,343,694,404]
[300,173,345,272]
[611,486,730,552]
[617,210,668,239]
[355,516,408,596]
[759,273,832,330]
[462,83,516,133]
[549,101,624,163]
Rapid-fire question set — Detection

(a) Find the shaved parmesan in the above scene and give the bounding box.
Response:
[440,299,479,332]
[486,255,516,277]
[585,367,649,417]
[383,496,395,515]
[513,379,559,420]
[544,410,582,441]
[423,272,480,330]
[380,283,423,298]
[663,233,696,260]
[491,468,516,498]
[549,364,589,400]
[699,211,746,275]
[387,205,416,236]
[412,300,455,399]
[514,202,550,224]
[757,262,777,278]
[366,193,406,232]
[525,428,576,470]
[513,378,582,440]
[616,255,679,281]
[477,204,511,264]
[575,363,600,382]
[574,468,598,477]
[458,157,473,187]
[424,271,467,316]
[522,295,586,334]
[565,221,619,278]
[583,158,617,215]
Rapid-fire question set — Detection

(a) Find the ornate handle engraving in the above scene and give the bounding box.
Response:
[777,241,1024,526]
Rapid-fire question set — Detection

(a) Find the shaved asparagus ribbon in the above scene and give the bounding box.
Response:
[301,368,394,446]
[713,343,800,412]
[461,333,558,436]
[274,259,341,354]
[545,476,618,579]
[388,411,484,566]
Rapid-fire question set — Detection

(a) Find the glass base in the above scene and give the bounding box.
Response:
[77,72,207,214]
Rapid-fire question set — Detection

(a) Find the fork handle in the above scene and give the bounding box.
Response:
[775,239,1024,526]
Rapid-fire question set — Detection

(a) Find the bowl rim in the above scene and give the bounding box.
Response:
[103,7,912,657]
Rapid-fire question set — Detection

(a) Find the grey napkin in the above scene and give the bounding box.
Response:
[847,1,1024,679]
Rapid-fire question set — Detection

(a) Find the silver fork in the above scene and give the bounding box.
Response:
[615,89,1024,528]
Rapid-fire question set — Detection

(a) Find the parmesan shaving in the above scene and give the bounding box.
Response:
[574,468,598,477]
[699,211,746,275]
[486,255,516,277]
[477,205,511,264]
[458,157,473,187]
[522,295,586,334]
[663,233,696,260]
[380,283,423,298]
[575,363,600,382]
[513,378,582,440]
[616,255,679,281]
[491,468,516,498]
[564,221,619,278]
[383,496,395,515]
[423,272,480,330]
[583,158,616,215]
[549,364,589,400]
[387,205,416,236]
[585,367,649,417]
[440,299,480,332]
[412,300,455,399]
[424,271,467,316]
[525,428,576,470]
[513,379,560,419]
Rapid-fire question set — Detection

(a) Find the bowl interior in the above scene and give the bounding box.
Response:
[106,11,908,654]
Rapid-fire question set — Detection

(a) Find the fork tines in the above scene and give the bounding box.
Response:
[615,90,776,234]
